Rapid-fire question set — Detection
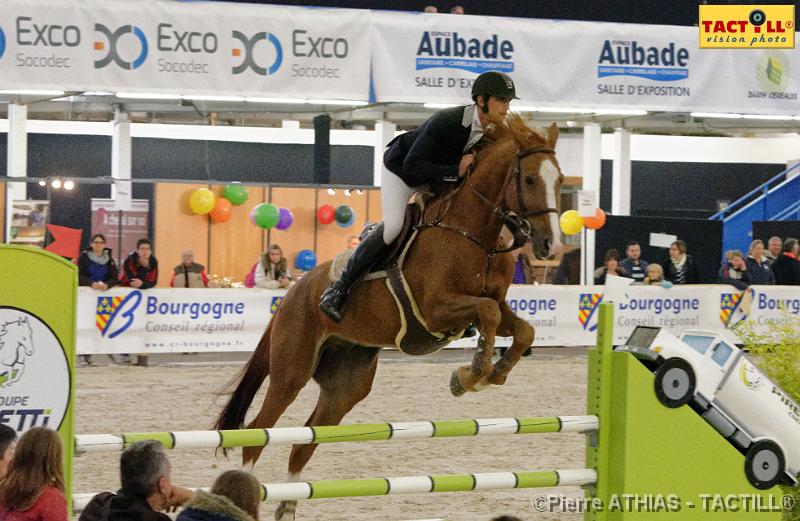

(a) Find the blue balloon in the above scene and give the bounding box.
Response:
[295,249,317,271]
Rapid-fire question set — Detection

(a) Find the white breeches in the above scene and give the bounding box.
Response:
[380,168,417,244]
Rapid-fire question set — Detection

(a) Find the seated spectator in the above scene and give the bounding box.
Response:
[718,250,751,290]
[450,5,464,14]
[347,235,360,250]
[511,247,534,284]
[765,236,782,262]
[78,234,119,290]
[120,239,158,289]
[79,440,193,521]
[255,245,294,290]
[170,250,209,288]
[619,241,649,283]
[642,263,673,288]
[594,249,625,284]
[177,470,260,521]
[771,238,800,285]
[423,5,438,13]
[745,239,774,285]
[665,240,700,284]
[553,248,581,285]
[0,427,67,521]
[0,425,17,480]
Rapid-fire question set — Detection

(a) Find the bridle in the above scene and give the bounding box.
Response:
[417,145,559,258]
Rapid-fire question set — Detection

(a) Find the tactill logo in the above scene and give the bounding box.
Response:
[94,23,149,69]
[232,30,282,75]
[0,307,70,432]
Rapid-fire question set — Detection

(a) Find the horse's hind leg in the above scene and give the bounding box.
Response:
[274,344,380,521]
[241,330,322,467]
[487,301,534,386]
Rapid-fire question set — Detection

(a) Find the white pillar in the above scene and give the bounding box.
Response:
[581,123,602,285]
[281,120,300,130]
[6,104,28,242]
[611,128,632,216]
[373,121,396,187]
[111,111,132,211]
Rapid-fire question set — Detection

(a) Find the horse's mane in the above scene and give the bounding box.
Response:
[477,113,550,166]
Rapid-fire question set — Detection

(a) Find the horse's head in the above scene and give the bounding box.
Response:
[482,114,564,258]
[0,317,34,356]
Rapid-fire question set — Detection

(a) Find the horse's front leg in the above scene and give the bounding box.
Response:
[486,301,534,386]
[425,295,502,396]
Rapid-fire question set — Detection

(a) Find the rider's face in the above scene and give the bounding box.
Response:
[483,95,510,117]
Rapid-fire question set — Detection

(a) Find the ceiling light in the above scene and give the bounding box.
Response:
[183,95,245,102]
[115,92,181,100]
[38,180,47,187]
[82,91,114,96]
[64,180,75,190]
[741,114,793,121]
[51,179,62,189]
[307,99,368,106]
[690,112,743,119]
[593,109,648,116]
[423,103,459,109]
[245,97,306,104]
[344,189,351,196]
[355,189,364,195]
[0,90,65,96]
[327,188,336,195]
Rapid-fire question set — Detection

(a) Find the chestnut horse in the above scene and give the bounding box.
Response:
[216,114,564,521]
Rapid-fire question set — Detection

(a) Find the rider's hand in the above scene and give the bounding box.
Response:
[459,154,475,177]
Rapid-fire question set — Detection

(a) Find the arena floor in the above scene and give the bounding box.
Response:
[74,348,589,521]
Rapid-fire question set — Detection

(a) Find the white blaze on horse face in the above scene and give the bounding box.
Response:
[540,158,563,256]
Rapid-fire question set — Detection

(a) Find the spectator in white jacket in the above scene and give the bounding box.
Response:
[255,244,294,289]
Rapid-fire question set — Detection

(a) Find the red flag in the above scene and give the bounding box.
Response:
[44,224,83,260]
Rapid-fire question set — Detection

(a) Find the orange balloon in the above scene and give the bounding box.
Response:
[209,198,233,223]
[583,208,607,230]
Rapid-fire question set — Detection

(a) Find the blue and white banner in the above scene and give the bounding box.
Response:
[0,0,371,100]
[77,285,791,354]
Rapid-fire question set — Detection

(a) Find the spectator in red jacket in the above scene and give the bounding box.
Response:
[0,427,68,521]
[120,239,158,289]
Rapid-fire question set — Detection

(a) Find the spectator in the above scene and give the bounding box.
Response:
[619,241,649,283]
[423,5,438,12]
[718,250,751,290]
[78,234,119,291]
[771,238,800,285]
[79,440,193,521]
[665,240,701,284]
[120,238,158,289]
[553,248,581,284]
[450,5,464,14]
[765,236,782,262]
[255,245,294,290]
[642,263,673,288]
[594,249,625,284]
[0,427,67,521]
[0,425,17,480]
[170,250,209,288]
[177,470,260,521]
[745,239,774,285]
[511,247,534,284]
[347,235,360,250]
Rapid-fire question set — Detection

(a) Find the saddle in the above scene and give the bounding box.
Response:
[328,194,466,354]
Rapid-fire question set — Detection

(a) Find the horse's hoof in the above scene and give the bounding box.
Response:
[450,369,467,397]
[488,371,508,386]
[275,501,296,521]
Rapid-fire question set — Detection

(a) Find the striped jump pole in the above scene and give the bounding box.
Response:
[73,468,597,511]
[75,415,598,454]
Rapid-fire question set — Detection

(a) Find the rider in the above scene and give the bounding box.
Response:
[319,71,519,322]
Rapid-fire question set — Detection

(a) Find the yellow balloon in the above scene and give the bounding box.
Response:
[189,188,216,215]
[559,210,584,235]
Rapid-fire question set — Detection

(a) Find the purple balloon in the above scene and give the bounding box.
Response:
[276,207,294,230]
[248,206,257,226]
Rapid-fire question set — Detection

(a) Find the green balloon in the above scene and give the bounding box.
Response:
[223,183,249,206]
[253,203,280,229]
[335,205,354,224]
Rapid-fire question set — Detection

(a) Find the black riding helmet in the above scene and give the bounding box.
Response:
[471,71,519,102]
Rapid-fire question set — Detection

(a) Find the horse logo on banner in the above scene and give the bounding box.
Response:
[578,293,603,332]
[0,316,34,389]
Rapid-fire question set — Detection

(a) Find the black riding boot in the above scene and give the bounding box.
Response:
[320,225,389,322]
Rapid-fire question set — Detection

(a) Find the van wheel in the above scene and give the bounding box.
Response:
[654,358,695,408]
[745,440,785,490]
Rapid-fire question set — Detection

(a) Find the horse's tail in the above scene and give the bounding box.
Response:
[214,320,272,432]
